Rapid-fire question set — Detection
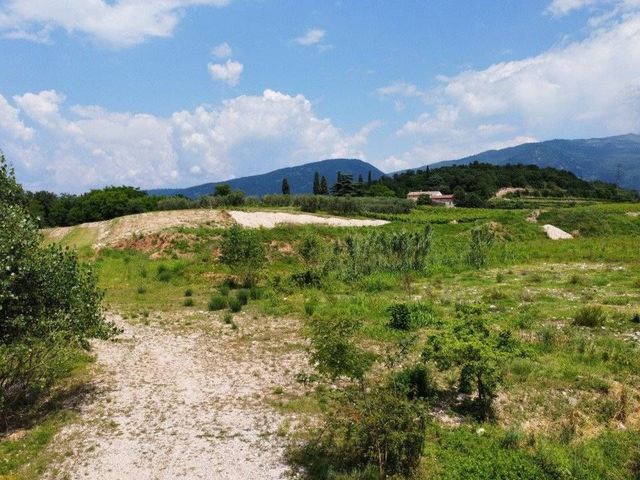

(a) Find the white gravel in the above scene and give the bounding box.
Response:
[228,210,388,229]
[543,224,574,240]
[44,313,304,480]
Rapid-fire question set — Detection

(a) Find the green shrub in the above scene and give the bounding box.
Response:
[219,226,265,285]
[208,295,227,311]
[249,286,262,300]
[573,306,607,327]
[632,313,640,324]
[137,285,146,294]
[218,283,231,296]
[222,312,234,325]
[228,297,242,313]
[388,303,411,330]
[0,157,116,423]
[236,289,250,306]
[467,223,495,268]
[184,288,193,297]
[393,364,435,400]
[290,387,427,478]
[183,298,194,307]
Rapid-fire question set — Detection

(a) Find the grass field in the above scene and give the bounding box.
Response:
[9,202,640,478]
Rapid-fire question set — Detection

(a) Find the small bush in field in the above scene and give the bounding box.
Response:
[137,285,146,294]
[304,301,316,317]
[249,286,262,300]
[208,295,227,311]
[223,312,233,325]
[184,288,193,297]
[467,223,495,269]
[388,303,411,330]
[631,313,640,324]
[496,272,505,283]
[237,289,250,306]
[229,297,242,312]
[183,298,194,307]
[393,364,435,400]
[573,306,607,327]
[218,283,231,296]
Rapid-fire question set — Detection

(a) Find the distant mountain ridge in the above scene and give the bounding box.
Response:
[148,134,640,198]
[148,159,384,198]
[422,134,640,191]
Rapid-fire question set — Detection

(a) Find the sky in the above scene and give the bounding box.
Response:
[0,0,639,193]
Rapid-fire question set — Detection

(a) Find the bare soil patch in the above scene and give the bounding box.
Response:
[44,312,306,480]
[228,210,388,228]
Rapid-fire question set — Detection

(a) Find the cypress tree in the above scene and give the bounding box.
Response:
[313,172,320,195]
[357,174,363,184]
[320,176,329,194]
[367,170,372,185]
[282,178,290,195]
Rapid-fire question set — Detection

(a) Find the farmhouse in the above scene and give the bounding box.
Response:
[406,191,455,207]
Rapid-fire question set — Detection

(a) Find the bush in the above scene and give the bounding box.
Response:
[137,285,146,294]
[228,297,242,313]
[393,364,435,400]
[388,303,411,330]
[573,306,607,327]
[467,223,495,268]
[219,226,265,285]
[290,387,427,478]
[222,312,234,325]
[631,313,640,324]
[236,289,250,306]
[183,298,194,307]
[184,288,193,297]
[208,295,227,311]
[0,157,116,423]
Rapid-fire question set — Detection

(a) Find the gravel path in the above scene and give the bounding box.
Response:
[45,313,304,480]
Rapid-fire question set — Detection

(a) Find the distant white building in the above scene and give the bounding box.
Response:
[407,191,455,207]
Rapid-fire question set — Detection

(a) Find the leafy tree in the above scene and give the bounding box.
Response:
[282,177,290,195]
[214,184,231,196]
[313,172,320,195]
[422,306,521,420]
[0,156,116,423]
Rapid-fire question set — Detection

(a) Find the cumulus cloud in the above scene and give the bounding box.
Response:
[380,6,640,167]
[1,89,374,192]
[208,59,244,86]
[212,42,232,58]
[0,0,230,47]
[294,28,326,46]
[0,93,34,141]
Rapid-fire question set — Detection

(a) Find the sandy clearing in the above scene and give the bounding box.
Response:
[228,210,388,228]
[43,209,387,248]
[543,224,573,240]
[44,312,305,480]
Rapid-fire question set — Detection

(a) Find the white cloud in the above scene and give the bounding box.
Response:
[212,42,232,58]
[294,28,326,46]
[546,0,602,16]
[382,7,640,168]
[208,59,244,86]
[0,0,230,47]
[1,89,373,192]
[0,93,34,141]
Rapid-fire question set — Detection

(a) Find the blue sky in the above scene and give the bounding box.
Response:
[1,0,639,192]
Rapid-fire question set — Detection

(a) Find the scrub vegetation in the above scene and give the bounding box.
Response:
[2,152,640,479]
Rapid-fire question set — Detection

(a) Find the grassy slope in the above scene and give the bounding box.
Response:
[10,202,640,478]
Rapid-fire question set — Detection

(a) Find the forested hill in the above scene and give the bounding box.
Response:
[423,134,640,191]
[148,159,384,198]
[377,162,636,207]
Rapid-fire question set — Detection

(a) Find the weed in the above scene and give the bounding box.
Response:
[632,313,640,324]
[136,285,146,294]
[184,288,193,297]
[183,298,194,307]
[222,312,233,325]
[387,303,411,330]
[496,272,505,283]
[573,306,607,328]
[218,283,231,296]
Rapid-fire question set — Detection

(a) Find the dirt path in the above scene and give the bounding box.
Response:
[45,313,305,480]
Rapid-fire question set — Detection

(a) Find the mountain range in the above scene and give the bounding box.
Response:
[424,134,640,191]
[148,134,640,197]
[148,159,384,198]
